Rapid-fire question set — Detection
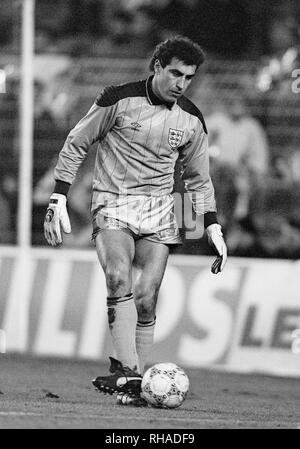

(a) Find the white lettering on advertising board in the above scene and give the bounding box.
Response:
[0,249,300,376]
[179,267,240,364]
[34,261,76,356]
[227,261,300,375]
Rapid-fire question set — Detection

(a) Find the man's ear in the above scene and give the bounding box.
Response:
[154,59,162,74]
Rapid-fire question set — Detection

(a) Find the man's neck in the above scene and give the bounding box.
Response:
[151,76,164,102]
[147,75,174,110]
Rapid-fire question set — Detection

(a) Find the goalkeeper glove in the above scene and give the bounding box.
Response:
[44,193,71,246]
[206,223,227,274]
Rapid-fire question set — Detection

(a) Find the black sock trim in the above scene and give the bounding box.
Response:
[137,318,156,328]
[107,292,132,301]
[107,293,133,307]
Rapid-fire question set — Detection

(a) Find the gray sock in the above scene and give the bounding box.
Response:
[107,293,140,373]
[136,318,156,374]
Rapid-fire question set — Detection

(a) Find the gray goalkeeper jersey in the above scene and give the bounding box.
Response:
[54,76,216,216]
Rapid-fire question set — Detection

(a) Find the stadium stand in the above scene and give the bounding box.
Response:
[1,56,300,255]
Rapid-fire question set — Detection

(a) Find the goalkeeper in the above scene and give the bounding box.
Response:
[44,36,227,406]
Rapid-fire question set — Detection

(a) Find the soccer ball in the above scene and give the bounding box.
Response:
[141,362,189,409]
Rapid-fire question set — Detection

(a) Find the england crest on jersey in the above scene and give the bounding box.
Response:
[168,128,184,149]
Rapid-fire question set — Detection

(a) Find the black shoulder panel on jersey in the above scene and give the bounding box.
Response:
[95,81,146,107]
[177,96,207,134]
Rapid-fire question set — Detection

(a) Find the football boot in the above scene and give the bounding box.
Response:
[92,356,142,395]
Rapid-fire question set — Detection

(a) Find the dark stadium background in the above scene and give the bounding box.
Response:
[1,0,300,257]
[0,0,300,430]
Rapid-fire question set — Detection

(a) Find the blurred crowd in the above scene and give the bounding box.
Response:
[0,0,300,258]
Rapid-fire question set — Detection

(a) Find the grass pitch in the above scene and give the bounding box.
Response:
[0,354,299,429]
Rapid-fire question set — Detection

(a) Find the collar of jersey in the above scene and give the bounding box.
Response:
[146,75,175,110]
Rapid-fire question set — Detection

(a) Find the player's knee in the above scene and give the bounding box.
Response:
[105,267,130,295]
[135,282,157,301]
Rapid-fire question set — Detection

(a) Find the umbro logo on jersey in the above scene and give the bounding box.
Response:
[131,121,141,129]
[168,128,184,149]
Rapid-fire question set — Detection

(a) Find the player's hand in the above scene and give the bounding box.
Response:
[206,223,227,274]
[44,193,71,246]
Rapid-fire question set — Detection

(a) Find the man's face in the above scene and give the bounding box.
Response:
[153,57,197,102]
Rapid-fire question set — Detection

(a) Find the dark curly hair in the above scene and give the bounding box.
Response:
[149,36,205,71]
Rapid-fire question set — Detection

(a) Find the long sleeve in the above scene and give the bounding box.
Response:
[54,100,117,185]
[179,124,217,217]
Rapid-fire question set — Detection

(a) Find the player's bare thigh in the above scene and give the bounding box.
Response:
[95,230,135,297]
[133,239,169,320]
